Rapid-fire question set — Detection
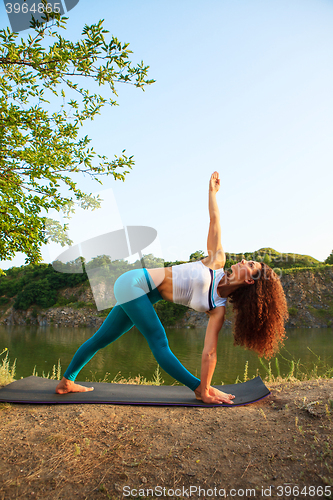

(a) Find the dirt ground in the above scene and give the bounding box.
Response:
[0,378,332,500]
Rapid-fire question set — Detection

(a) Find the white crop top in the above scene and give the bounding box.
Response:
[171,260,227,313]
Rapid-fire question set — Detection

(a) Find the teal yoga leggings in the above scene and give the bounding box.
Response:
[63,268,200,391]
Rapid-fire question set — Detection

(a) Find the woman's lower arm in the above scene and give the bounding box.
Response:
[200,351,217,394]
[209,190,220,220]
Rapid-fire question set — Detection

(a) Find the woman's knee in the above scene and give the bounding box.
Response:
[147,333,169,353]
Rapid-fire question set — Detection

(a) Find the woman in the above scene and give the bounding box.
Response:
[56,172,289,404]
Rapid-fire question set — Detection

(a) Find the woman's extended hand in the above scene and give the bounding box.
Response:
[209,171,220,193]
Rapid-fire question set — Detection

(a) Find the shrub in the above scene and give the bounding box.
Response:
[54,296,73,307]
[74,301,89,309]
[153,300,187,326]
[14,279,57,310]
[288,306,298,316]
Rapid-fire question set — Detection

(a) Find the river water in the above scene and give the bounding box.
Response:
[0,326,332,385]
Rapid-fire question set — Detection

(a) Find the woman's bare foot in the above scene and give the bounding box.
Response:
[209,386,235,403]
[194,384,235,404]
[55,377,94,394]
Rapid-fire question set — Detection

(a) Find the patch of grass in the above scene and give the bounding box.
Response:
[32,359,62,380]
[85,302,97,309]
[243,360,249,382]
[0,348,16,386]
[307,304,333,320]
[0,402,13,412]
[53,294,78,308]
[29,358,164,386]
[282,264,333,275]
[256,348,333,384]
[73,301,90,309]
[288,306,298,316]
[88,365,164,386]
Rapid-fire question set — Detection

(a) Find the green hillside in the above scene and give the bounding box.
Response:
[224,248,321,270]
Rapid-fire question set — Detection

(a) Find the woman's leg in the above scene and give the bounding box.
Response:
[62,304,133,381]
[119,293,200,391]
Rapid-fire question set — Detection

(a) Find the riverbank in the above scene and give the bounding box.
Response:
[0,377,332,499]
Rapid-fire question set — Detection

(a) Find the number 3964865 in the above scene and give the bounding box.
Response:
[5,2,61,14]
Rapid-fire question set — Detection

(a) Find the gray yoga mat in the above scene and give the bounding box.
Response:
[0,376,270,407]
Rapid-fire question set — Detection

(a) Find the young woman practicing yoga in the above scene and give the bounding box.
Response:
[56,171,289,404]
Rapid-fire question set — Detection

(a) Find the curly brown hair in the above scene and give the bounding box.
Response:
[227,263,289,358]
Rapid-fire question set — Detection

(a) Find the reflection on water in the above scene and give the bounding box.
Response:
[0,325,332,385]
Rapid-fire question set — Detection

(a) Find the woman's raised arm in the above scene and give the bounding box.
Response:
[206,172,225,267]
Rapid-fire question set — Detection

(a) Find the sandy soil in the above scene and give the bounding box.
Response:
[0,379,332,500]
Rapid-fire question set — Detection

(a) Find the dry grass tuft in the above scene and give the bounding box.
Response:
[0,348,16,386]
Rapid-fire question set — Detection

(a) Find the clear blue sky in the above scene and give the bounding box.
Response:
[1,0,333,269]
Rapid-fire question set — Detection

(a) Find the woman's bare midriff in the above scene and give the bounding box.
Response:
[146,259,225,303]
[146,267,173,302]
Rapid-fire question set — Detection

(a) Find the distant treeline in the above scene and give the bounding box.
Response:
[0,247,331,313]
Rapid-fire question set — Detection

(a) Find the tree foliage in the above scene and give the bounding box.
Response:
[325,250,333,265]
[0,11,154,265]
[189,250,204,261]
